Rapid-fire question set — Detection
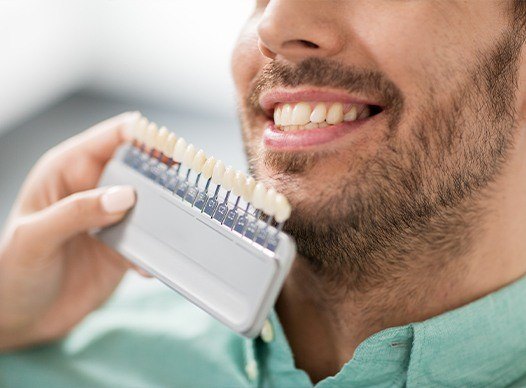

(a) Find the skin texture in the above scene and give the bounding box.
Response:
[0,112,148,350]
[233,0,526,382]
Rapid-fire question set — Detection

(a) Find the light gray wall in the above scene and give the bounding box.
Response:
[0,0,251,135]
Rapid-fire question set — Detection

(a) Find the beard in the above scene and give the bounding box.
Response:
[239,33,521,292]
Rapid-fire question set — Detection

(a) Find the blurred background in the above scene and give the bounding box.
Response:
[0,0,253,300]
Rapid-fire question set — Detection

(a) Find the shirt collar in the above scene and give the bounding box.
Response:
[249,274,526,387]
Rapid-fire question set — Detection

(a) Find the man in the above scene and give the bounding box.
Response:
[1,1,526,386]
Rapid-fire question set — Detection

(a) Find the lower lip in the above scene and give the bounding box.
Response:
[263,120,366,150]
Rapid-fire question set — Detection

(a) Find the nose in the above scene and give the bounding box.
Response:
[257,0,345,62]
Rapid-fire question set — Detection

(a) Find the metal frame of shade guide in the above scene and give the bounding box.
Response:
[96,144,296,338]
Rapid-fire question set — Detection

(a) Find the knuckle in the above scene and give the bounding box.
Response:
[66,195,90,219]
[8,218,31,246]
[1,218,33,259]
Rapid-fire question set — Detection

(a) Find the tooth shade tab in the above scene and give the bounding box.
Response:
[222,166,235,191]
[145,122,158,148]
[156,126,169,152]
[274,193,291,223]
[183,144,196,166]
[212,160,226,184]
[134,117,149,142]
[242,176,256,203]
[164,132,177,157]
[252,182,267,210]
[173,137,187,162]
[202,156,216,179]
[264,188,277,216]
[192,149,206,173]
[232,171,246,197]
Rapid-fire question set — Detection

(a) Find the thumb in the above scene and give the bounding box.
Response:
[25,185,136,250]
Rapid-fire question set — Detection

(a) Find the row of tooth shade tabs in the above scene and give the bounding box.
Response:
[132,116,292,223]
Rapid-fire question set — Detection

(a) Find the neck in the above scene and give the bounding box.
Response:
[276,136,526,383]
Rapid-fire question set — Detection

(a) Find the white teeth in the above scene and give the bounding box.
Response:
[252,182,267,210]
[212,160,225,184]
[274,193,291,223]
[183,144,196,166]
[146,122,158,149]
[242,176,256,203]
[222,166,235,191]
[326,103,343,125]
[273,101,372,131]
[232,171,246,197]
[172,137,187,162]
[191,149,206,173]
[310,103,327,123]
[291,102,311,126]
[156,126,169,152]
[281,104,292,126]
[358,106,370,120]
[134,117,149,142]
[202,156,216,179]
[164,132,177,157]
[344,105,358,122]
[263,188,277,216]
[273,107,282,126]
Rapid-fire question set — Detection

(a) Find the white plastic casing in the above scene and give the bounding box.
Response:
[96,146,296,338]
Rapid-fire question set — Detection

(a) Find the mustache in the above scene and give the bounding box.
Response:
[246,57,404,115]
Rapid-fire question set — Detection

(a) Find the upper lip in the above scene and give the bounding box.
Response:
[258,87,383,118]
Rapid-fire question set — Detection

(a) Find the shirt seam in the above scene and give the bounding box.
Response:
[406,324,423,388]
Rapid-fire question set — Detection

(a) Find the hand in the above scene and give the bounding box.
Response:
[0,112,142,351]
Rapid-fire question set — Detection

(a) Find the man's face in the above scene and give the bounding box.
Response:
[232,1,524,286]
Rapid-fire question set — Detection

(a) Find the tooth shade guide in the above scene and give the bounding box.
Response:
[123,116,293,236]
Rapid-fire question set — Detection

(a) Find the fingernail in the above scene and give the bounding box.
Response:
[101,186,136,214]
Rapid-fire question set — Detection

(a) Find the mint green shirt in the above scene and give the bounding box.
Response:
[2,274,526,387]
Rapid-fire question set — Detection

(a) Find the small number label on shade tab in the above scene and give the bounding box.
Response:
[214,203,229,223]
[194,192,209,210]
[185,186,199,205]
[176,181,189,199]
[204,198,218,217]
[234,215,248,234]
[223,209,238,228]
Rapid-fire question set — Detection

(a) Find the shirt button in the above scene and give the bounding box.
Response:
[245,360,258,381]
[260,319,274,343]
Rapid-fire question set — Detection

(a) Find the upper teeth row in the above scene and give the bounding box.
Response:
[273,102,369,128]
[132,116,291,222]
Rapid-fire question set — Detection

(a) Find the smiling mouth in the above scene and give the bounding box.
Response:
[272,101,381,131]
[258,89,384,149]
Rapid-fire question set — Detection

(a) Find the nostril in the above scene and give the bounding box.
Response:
[299,40,319,49]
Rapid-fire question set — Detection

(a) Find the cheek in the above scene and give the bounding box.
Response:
[231,18,267,102]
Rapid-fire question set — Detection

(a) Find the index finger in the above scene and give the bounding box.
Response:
[58,111,141,164]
